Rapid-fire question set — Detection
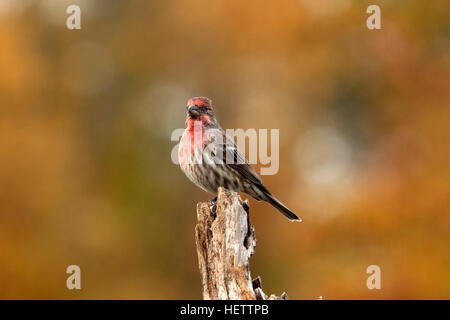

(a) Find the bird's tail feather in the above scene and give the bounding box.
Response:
[265,193,302,222]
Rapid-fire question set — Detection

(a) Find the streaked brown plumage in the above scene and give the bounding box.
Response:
[178,97,301,222]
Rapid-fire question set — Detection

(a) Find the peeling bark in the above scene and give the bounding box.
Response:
[195,187,289,300]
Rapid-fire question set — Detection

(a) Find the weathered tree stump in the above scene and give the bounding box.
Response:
[195,187,289,300]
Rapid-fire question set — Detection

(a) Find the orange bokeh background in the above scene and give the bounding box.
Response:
[0,0,449,299]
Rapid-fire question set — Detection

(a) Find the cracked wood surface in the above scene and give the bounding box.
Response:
[195,187,288,300]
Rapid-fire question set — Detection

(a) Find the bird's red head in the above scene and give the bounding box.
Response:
[185,97,215,128]
[186,97,212,112]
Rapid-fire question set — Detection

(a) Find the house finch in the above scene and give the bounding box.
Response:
[179,97,301,222]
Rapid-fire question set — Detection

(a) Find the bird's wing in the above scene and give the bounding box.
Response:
[207,129,270,194]
[203,127,300,221]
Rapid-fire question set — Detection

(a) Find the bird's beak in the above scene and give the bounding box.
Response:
[187,105,200,117]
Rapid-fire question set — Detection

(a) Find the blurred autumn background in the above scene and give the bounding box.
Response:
[0,0,449,299]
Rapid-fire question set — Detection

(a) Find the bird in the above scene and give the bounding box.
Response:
[178,96,301,222]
